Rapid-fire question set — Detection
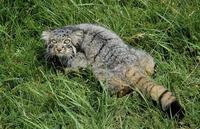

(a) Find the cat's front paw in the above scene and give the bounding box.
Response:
[63,67,79,74]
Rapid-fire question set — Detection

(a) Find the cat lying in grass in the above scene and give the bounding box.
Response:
[42,23,184,119]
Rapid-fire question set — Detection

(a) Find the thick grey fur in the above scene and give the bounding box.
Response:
[42,23,155,94]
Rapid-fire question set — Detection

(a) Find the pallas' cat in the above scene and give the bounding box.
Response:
[42,23,184,119]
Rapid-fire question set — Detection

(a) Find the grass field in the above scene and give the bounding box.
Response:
[0,0,200,128]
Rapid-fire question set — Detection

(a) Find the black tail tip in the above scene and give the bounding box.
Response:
[165,100,185,120]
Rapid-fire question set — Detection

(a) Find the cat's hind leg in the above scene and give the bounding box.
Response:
[108,76,133,97]
[96,72,133,97]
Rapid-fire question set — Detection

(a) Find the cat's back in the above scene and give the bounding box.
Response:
[73,24,138,68]
[75,23,122,41]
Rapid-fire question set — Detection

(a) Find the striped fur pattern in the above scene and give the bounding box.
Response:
[42,23,184,119]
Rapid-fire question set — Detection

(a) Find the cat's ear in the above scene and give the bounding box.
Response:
[41,31,51,42]
[70,30,84,46]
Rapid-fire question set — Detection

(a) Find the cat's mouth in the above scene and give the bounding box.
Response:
[55,53,66,57]
[54,51,75,60]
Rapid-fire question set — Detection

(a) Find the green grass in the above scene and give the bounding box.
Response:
[0,0,200,128]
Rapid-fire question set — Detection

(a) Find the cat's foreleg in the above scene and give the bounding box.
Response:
[64,52,88,74]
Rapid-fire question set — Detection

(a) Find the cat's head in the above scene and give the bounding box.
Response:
[41,27,83,58]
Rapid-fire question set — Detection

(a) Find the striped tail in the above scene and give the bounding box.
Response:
[126,67,184,119]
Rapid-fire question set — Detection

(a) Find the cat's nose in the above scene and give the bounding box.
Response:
[56,47,63,52]
[56,44,65,52]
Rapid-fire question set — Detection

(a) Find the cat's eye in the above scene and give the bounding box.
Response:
[51,39,57,44]
[64,38,71,44]
[48,44,54,48]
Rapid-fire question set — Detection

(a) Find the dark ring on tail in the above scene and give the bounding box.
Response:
[158,89,169,108]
